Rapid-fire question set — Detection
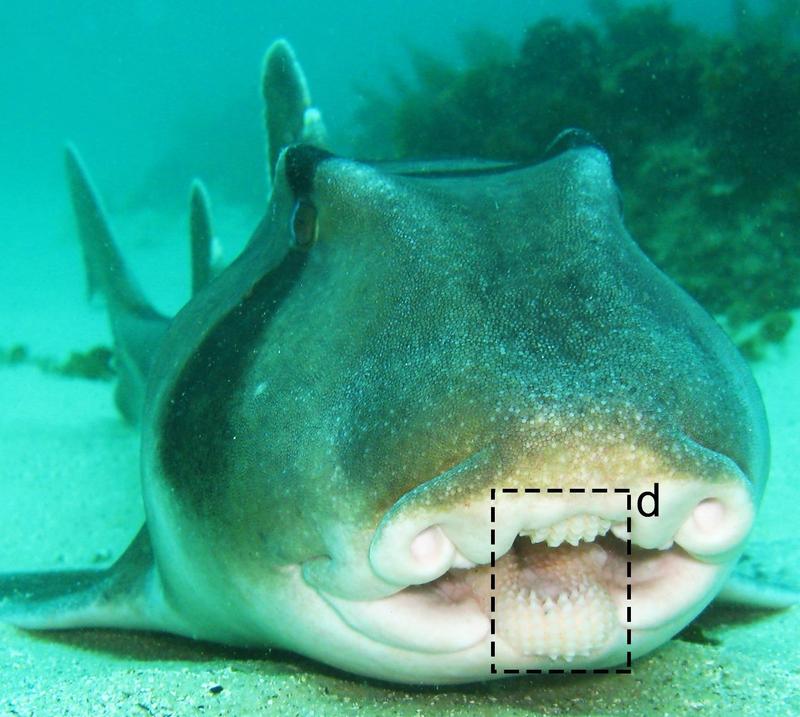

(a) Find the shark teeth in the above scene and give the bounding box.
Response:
[520,514,612,548]
[503,583,617,661]
[485,541,618,661]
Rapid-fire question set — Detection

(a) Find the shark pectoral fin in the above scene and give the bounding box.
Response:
[717,572,800,609]
[0,527,174,633]
[262,39,327,182]
[716,540,800,609]
[65,146,169,425]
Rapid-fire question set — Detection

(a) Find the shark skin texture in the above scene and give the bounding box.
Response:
[0,39,795,685]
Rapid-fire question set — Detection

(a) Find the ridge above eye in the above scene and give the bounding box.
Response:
[284,143,334,198]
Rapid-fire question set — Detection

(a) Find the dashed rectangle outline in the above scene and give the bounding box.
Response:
[489,487,632,675]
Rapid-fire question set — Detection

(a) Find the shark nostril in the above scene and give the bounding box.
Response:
[409,526,455,571]
[410,526,442,561]
[691,498,725,533]
[673,486,755,560]
[370,522,457,586]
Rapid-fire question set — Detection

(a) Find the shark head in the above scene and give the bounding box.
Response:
[143,45,768,682]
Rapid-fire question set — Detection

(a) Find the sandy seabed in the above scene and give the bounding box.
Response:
[0,205,798,716]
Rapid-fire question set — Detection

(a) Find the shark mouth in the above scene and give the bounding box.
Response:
[317,481,755,669]
[437,519,623,661]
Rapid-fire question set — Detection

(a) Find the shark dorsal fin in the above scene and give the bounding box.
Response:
[262,39,326,183]
[189,179,224,295]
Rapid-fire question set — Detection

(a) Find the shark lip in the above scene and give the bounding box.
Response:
[320,519,716,659]
[425,529,722,661]
[317,477,754,663]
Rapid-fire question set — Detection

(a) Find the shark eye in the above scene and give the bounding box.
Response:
[291,199,318,249]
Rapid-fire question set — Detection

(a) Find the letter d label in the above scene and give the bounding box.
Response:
[637,483,659,518]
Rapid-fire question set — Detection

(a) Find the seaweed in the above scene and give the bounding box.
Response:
[0,343,116,381]
[5,344,29,365]
[354,2,800,356]
[57,346,115,381]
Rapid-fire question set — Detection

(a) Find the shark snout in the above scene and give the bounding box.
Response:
[368,426,757,587]
[369,472,754,589]
[311,437,757,665]
[357,463,756,662]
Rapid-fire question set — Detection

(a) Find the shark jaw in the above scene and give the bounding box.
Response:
[311,473,755,677]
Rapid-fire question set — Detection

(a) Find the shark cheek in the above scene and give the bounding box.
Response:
[613,547,729,633]
[320,587,489,653]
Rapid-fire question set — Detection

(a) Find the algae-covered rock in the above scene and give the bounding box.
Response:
[6,344,29,365]
[0,342,116,382]
[57,346,115,381]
